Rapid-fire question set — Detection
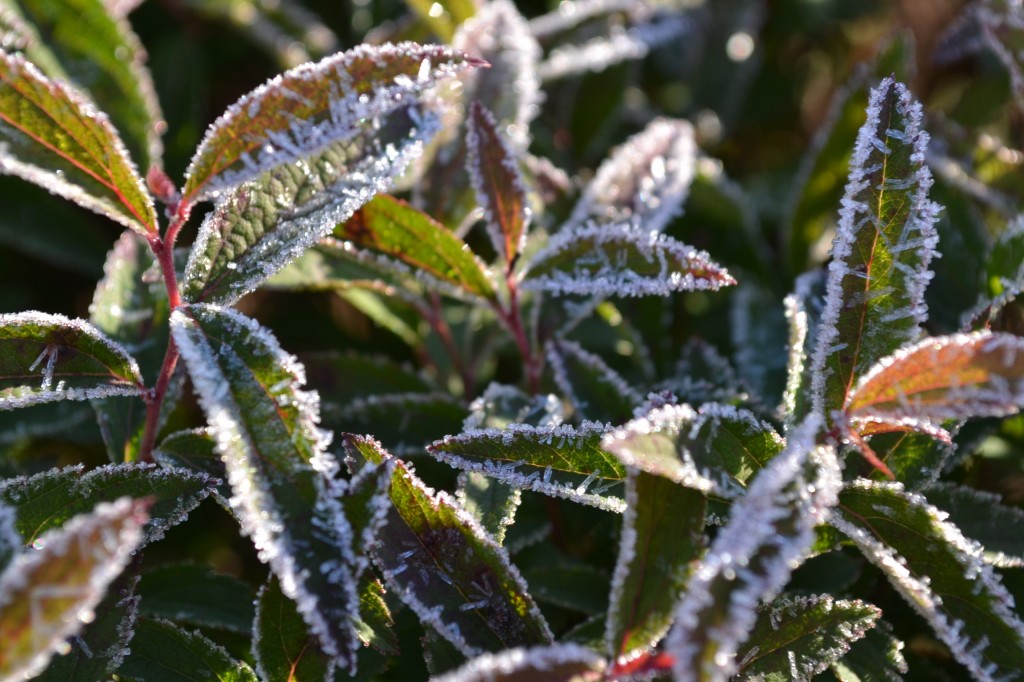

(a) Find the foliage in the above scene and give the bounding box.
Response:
[1,1,1024,681]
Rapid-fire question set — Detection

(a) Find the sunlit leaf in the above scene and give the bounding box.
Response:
[355,576,399,655]
[182,42,482,202]
[456,472,520,545]
[335,193,496,302]
[0,497,148,681]
[546,339,639,424]
[183,106,442,305]
[118,617,258,682]
[138,563,255,634]
[735,595,880,681]
[428,421,627,512]
[568,118,696,233]
[846,331,1024,425]
[809,77,940,424]
[466,102,529,270]
[0,462,215,547]
[253,575,332,682]
[606,470,706,659]
[522,221,734,297]
[0,51,157,234]
[342,434,554,655]
[833,480,1024,681]
[866,429,954,490]
[430,643,606,682]
[666,416,842,682]
[170,304,360,672]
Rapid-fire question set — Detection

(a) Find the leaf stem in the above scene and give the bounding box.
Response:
[138,338,179,462]
[427,292,476,398]
[500,278,541,394]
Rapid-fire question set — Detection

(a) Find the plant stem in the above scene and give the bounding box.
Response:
[500,279,541,394]
[427,293,475,398]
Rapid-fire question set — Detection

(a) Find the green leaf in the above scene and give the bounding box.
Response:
[463,382,565,431]
[0,50,157,234]
[0,497,149,681]
[90,230,172,462]
[341,434,554,655]
[138,563,256,634]
[34,556,141,682]
[431,644,607,682]
[845,331,1024,427]
[0,311,144,409]
[304,351,433,406]
[151,428,231,502]
[781,270,827,427]
[833,480,1024,681]
[253,575,333,682]
[355,576,399,656]
[0,3,65,78]
[731,282,789,407]
[735,595,880,681]
[809,77,940,424]
[456,472,520,545]
[0,462,216,547]
[428,421,627,512]
[964,217,1024,329]
[658,339,749,407]
[183,106,441,305]
[12,0,165,167]
[117,617,258,682]
[170,304,360,672]
[523,221,735,297]
[606,470,706,659]
[832,618,908,682]
[866,430,953,490]
[335,194,496,301]
[182,42,482,202]
[329,392,468,457]
[665,416,843,682]
[521,559,609,615]
[923,482,1024,568]
[546,339,639,424]
[466,102,529,270]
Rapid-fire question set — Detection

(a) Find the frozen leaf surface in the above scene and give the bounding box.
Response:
[833,480,1024,682]
[782,270,826,426]
[170,304,360,673]
[568,118,696,233]
[118,617,258,682]
[923,482,1024,567]
[809,77,940,422]
[666,416,843,682]
[253,575,332,682]
[329,392,468,457]
[342,434,553,655]
[428,421,627,512]
[182,42,481,201]
[606,469,706,660]
[522,221,734,297]
[456,472,520,546]
[0,497,148,682]
[431,643,606,682]
[832,619,908,681]
[151,428,231,502]
[0,462,216,548]
[735,595,880,681]
[546,339,639,424]
[0,311,144,410]
[183,105,441,305]
[0,51,156,234]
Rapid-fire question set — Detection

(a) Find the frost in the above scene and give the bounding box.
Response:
[462,383,565,431]
[546,339,640,421]
[0,501,18,568]
[666,415,842,682]
[568,118,697,234]
[522,220,734,297]
[431,643,606,681]
[781,270,826,425]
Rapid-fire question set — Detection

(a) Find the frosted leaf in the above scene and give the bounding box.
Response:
[182,42,482,201]
[465,102,530,270]
[833,480,1024,681]
[0,51,157,235]
[431,643,606,682]
[846,331,1024,425]
[456,472,521,546]
[665,415,843,682]
[809,77,941,424]
[979,0,1024,110]
[832,617,908,682]
[329,391,468,458]
[151,428,233,507]
[0,501,16,570]
[0,462,217,548]
[961,215,1024,330]
[923,482,1024,568]
[462,382,564,431]
[735,595,880,681]
[0,311,144,410]
[117,617,258,681]
[0,497,148,682]
[781,270,826,427]
[522,221,734,298]
[568,118,696,234]
[656,338,750,407]
[546,339,640,424]
[341,434,553,655]
[428,421,627,513]
[606,469,706,660]
[731,282,789,409]
[538,13,691,81]
[253,575,333,682]
[170,304,360,673]
[184,105,442,305]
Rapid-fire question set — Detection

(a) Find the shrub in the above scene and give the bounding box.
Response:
[0,1,1023,681]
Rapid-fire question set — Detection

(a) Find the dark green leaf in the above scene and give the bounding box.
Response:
[0,497,149,681]
[151,428,231,502]
[832,618,908,682]
[355,577,399,656]
[736,595,880,681]
[658,339,749,407]
[546,339,639,424]
[866,429,953,490]
[731,283,789,408]
[924,482,1024,568]
[342,434,554,655]
[0,462,216,547]
[138,563,256,634]
[118,617,258,682]
[329,391,467,457]
[456,472,520,545]
[521,560,609,615]
[834,480,1024,680]
[303,351,433,406]
[253,575,333,682]
[0,51,157,234]
[0,311,144,410]
[170,304,360,671]
[607,471,706,659]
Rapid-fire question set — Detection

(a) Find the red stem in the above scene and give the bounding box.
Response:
[427,293,475,398]
[499,278,541,394]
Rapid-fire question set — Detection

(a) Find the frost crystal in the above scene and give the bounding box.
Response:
[431,643,606,681]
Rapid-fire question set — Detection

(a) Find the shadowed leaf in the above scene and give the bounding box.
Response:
[253,575,333,682]
[118,617,258,682]
[546,339,639,424]
[923,482,1024,567]
[138,563,255,634]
